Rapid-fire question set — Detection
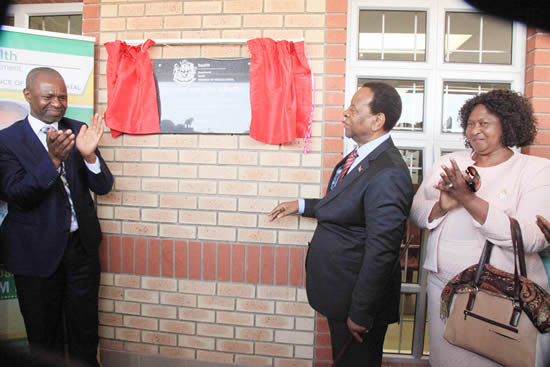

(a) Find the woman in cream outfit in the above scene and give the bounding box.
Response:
[411,89,550,367]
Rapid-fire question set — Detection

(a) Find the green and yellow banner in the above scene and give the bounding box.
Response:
[0,25,95,124]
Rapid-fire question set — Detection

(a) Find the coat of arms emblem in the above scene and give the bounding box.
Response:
[173,60,196,84]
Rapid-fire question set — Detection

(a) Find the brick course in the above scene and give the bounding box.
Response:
[525,29,550,158]
[88,0,344,365]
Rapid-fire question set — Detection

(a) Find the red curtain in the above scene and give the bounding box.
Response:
[247,38,313,147]
[104,39,160,137]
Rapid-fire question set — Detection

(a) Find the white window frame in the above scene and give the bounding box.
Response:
[7,2,83,29]
[346,0,525,174]
[346,0,526,361]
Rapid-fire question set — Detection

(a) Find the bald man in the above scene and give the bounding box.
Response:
[0,67,113,367]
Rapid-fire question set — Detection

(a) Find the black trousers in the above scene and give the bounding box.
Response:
[328,318,389,367]
[14,231,100,367]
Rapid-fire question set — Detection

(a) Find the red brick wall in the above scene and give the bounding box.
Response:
[83,1,344,365]
[524,27,550,157]
[314,4,347,365]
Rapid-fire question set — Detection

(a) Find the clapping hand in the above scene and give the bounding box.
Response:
[76,113,103,163]
[46,128,74,169]
[434,159,475,210]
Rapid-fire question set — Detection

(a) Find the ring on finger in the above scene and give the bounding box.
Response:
[447,183,454,189]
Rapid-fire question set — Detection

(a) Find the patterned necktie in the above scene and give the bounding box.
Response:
[336,149,358,184]
[40,125,78,231]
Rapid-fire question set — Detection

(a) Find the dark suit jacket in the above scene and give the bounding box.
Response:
[304,137,413,329]
[0,117,113,277]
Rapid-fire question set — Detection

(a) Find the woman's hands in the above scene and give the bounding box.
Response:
[435,159,476,207]
[429,159,488,224]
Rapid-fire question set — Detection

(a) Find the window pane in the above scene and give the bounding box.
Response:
[399,149,423,188]
[69,15,82,35]
[29,15,81,35]
[359,10,426,62]
[385,12,420,62]
[29,16,43,31]
[359,10,383,60]
[441,81,510,133]
[482,16,512,64]
[3,16,14,26]
[358,78,425,131]
[384,293,417,354]
[44,15,69,33]
[445,12,512,64]
[445,12,480,63]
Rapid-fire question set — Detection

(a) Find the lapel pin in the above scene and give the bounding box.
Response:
[358,165,363,173]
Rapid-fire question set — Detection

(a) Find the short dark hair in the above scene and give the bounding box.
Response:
[361,81,402,131]
[25,67,64,89]
[459,89,537,148]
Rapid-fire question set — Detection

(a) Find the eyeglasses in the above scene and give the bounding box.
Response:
[465,166,480,192]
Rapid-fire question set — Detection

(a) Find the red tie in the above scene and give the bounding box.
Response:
[337,149,358,184]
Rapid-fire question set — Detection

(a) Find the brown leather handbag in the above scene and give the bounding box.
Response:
[440,217,550,367]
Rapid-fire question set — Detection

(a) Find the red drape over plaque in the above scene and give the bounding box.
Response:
[247,38,313,147]
[104,39,160,137]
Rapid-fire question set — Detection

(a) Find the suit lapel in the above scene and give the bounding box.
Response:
[327,156,347,191]
[317,138,395,209]
[10,119,67,196]
[20,118,52,169]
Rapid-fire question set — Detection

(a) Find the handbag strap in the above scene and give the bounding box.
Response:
[473,217,526,303]
[509,217,527,277]
[473,240,494,284]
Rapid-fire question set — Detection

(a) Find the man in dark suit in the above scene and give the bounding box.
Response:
[269,82,413,366]
[0,67,113,366]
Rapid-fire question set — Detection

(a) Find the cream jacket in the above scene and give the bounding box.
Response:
[411,150,550,290]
